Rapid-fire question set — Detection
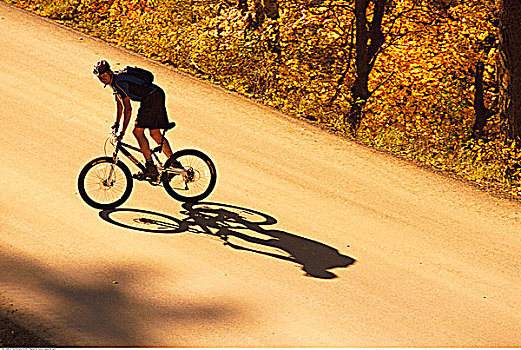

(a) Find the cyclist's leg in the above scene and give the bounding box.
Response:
[133,126,152,160]
[150,128,173,158]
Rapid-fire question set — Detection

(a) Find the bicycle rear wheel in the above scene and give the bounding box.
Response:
[162,149,217,203]
[78,156,133,209]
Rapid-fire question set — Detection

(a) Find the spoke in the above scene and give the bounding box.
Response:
[165,153,214,200]
[84,162,128,204]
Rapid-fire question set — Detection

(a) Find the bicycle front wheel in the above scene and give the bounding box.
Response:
[162,149,217,203]
[78,156,133,209]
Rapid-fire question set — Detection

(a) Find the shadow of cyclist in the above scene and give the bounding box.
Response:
[181,203,355,279]
[99,202,355,279]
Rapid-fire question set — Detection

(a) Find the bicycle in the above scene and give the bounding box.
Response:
[78,122,217,209]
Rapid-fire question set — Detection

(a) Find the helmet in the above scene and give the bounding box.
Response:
[93,60,111,76]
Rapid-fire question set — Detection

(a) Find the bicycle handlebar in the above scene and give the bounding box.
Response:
[110,129,124,141]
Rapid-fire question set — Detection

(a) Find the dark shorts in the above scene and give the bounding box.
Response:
[136,87,169,129]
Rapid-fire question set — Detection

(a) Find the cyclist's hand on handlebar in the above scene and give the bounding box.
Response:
[111,122,119,133]
[116,131,125,141]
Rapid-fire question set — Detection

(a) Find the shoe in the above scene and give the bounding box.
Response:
[167,157,184,170]
[160,157,183,182]
[144,162,159,178]
[134,162,158,181]
[162,157,182,182]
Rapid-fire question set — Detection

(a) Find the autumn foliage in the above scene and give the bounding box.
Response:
[6,0,519,196]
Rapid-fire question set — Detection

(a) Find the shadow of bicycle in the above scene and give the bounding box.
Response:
[99,202,355,279]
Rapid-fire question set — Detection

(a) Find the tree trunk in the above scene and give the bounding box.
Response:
[253,0,266,26]
[472,61,492,138]
[252,0,279,24]
[263,0,279,20]
[265,0,280,55]
[498,0,521,142]
[250,0,280,55]
[237,0,248,13]
[345,0,386,132]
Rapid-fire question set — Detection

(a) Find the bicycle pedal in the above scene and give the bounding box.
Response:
[133,172,158,182]
[132,173,146,181]
[148,177,161,186]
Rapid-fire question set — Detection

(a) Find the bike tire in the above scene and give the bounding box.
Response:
[78,156,133,209]
[162,149,217,203]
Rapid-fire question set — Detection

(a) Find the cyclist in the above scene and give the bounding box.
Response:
[93,59,178,180]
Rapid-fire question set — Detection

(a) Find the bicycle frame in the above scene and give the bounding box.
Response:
[108,132,188,183]
[113,139,148,173]
[78,123,216,208]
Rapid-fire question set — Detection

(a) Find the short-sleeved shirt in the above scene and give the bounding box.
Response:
[110,72,158,102]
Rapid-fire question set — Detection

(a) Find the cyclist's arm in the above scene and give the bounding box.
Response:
[115,95,123,126]
[115,95,132,136]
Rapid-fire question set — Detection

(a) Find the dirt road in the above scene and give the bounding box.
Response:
[1,2,520,346]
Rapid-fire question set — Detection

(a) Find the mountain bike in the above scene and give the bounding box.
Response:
[78,122,217,209]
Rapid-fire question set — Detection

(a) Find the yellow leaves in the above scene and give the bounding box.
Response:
[12,0,513,193]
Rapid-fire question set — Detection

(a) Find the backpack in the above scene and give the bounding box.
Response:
[124,66,154,86]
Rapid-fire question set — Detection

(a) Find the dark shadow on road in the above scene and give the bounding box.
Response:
[0,250,237,346]
[0,298,55,347]
[99,202,356,279]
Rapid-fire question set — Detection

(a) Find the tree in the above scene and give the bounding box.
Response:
[239,0,280,54]
[472,32,497,139]
[472,61,493,138]
[238,0,248,12]
[345,0,387,132]
[253,0,281,54]
[498,0,521,141]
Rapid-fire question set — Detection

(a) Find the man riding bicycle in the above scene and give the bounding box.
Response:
[93,59,179,180]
